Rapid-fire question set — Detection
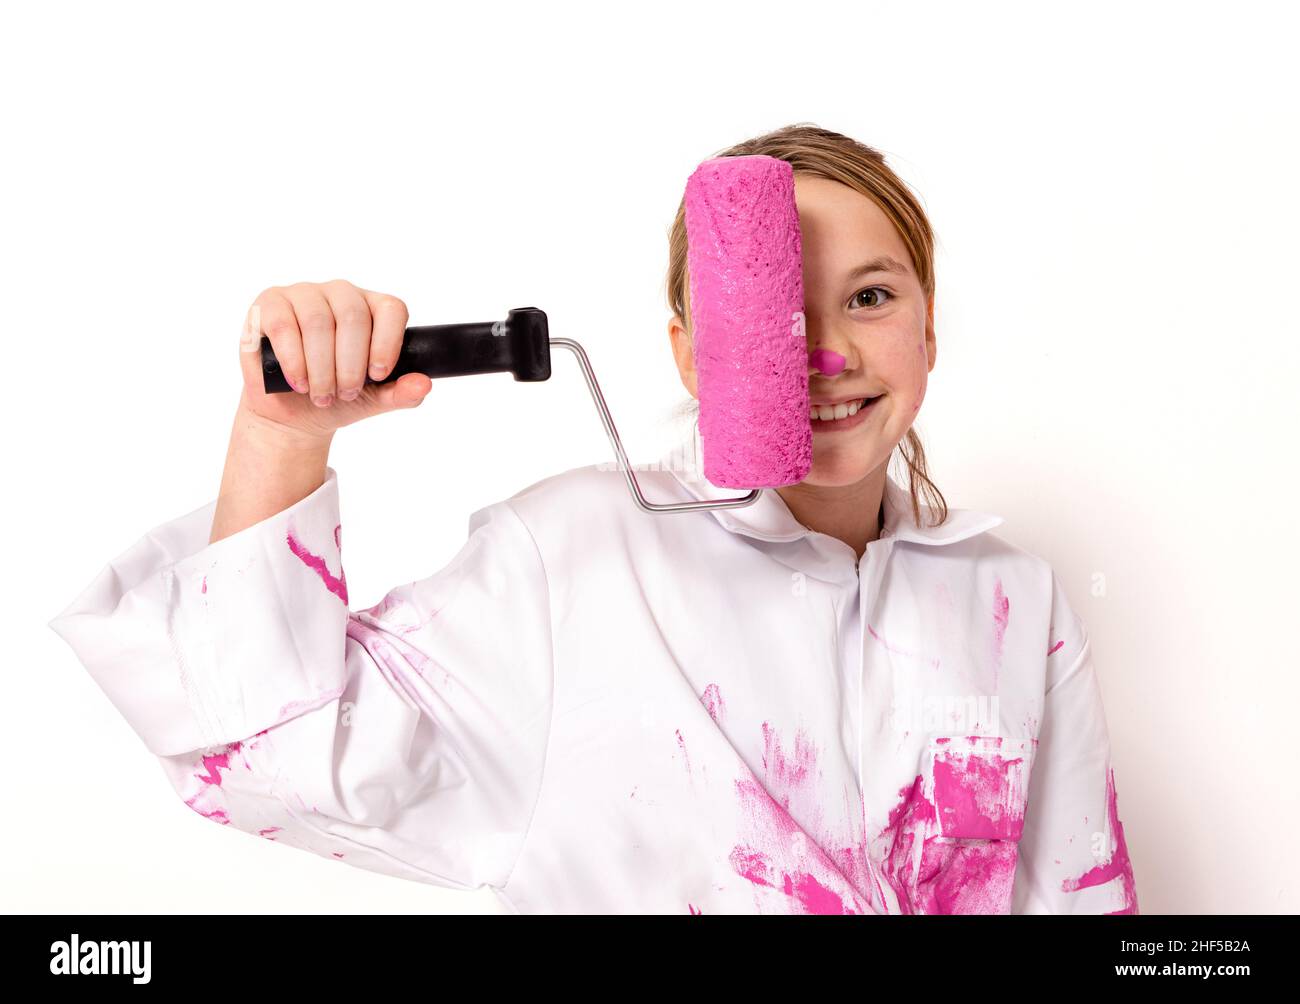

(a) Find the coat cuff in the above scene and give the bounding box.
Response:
[48,467,351,757]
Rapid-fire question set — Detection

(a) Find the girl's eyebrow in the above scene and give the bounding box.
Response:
[844,255,910,280]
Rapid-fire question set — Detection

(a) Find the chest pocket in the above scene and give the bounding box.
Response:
[894,735,1039,914]
[926,735,1037,841]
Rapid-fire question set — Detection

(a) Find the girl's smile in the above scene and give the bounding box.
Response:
[809,394,884,432]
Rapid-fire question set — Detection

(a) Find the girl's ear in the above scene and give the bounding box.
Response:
[925,294,937,372]
[668,315,699,398]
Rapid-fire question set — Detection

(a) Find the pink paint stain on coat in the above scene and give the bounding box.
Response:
[358,590,441,636]
[1061,766,1139,914]
[874,738,1035,914]
[689,693,1035,915]
[699,683,726,724]
[760,720,813,798]
[285,523,349,604]
[875,775,1020,914]
[675,728,693,779]
[728,777,870,915]
[194,741,242,787]
[867,623,941,670]
[274,685,347,724]
[991,578,1010,685]
[931,745,1030,841]
[726,719,875,914]
[346,615,449,687]
[183,797,229,825]
[183,740,249,826]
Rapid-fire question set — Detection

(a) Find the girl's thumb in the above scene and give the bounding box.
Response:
[375,372,433,412]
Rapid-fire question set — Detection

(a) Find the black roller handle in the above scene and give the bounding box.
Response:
[259,305,552,393]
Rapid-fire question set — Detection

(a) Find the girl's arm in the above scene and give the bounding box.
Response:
[209,403,330,544]
[47,279,552,895]
[1011,571,1139,914]
[48,468,555,893]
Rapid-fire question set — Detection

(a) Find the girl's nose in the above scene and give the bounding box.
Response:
[809,347,847,376]
[800,312,853,376]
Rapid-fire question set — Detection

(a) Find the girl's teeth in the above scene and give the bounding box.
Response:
[811,398,867,421]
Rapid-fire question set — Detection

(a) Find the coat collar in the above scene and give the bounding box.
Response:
[658,421,1005,548]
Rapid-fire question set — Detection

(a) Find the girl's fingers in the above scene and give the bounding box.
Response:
[360,288,409,383]
[284,283,337,405]
[320,279,372,401]
[253,289,308,395]
[238,281,424,422]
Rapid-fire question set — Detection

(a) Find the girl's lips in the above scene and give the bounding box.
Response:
[810,395,882,432]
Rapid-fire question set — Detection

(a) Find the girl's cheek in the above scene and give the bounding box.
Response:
[885,339,928,412]
[910,337,928,412]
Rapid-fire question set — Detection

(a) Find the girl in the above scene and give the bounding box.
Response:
[48,123,1137,915]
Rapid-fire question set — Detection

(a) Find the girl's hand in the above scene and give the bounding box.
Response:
[236,279,432,446]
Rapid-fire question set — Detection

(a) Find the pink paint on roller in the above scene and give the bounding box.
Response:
[685,155,812,488]
[809,348,846,375]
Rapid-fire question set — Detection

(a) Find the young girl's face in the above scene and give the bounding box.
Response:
[670,173,934,488]
[792,172,934,487]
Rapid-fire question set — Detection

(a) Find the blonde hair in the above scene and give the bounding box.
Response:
[664,122,948,528]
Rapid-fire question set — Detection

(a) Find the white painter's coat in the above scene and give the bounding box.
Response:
[49,429,1138,915]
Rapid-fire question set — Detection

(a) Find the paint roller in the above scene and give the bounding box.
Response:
[258,155,813,514]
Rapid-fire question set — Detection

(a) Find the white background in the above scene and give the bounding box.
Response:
[4,0,1296,914]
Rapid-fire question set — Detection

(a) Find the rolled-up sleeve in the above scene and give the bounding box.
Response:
[47,467,555,893]
[1011,570,1139,914]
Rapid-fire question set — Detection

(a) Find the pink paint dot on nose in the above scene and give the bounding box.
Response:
[809,348,846,375]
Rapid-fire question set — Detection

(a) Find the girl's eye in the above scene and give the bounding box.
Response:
[851,286,892,309]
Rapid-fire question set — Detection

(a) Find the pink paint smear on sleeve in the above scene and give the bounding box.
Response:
[183,740,248,826]
[1060,766,1139,914]
[285,523,349,604]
